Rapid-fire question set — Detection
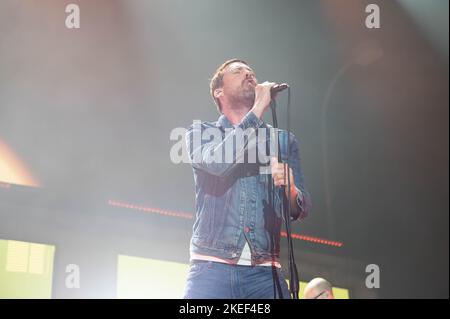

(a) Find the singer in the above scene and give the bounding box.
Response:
[183,59,312,299]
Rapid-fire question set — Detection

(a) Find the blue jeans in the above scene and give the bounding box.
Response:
[183,261,291,299]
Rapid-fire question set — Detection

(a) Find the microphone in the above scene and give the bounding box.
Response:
[270,83,289,99]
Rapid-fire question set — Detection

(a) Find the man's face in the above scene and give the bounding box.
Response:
[220,62,258,107]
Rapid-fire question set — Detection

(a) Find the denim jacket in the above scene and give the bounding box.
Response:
[186,110,312,265]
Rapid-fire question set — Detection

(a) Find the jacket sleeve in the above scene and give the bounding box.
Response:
[185,111,263,177]
[286,132,312,221]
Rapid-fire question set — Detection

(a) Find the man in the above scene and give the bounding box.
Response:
[184,59,312,299]
[303,278,335,299]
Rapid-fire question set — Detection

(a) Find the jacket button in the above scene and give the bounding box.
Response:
[232,253,237,257]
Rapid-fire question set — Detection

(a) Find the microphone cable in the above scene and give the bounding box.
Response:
[270,86,300,299]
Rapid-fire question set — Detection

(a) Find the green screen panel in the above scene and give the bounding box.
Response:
[331,286,350,299]
[117,255,189,298]
[0,239,55,298]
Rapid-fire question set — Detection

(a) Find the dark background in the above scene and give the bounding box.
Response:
[0,0,448,298]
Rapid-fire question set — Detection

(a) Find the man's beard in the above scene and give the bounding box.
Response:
[229,85,255,109]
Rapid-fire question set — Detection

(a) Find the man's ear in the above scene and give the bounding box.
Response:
[214,88,223,99]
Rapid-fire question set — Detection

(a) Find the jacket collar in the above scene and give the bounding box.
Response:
[215,113,269,129]
[215,114,233,129]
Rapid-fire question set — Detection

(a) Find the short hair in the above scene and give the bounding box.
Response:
[209,58,249,113]
[304,278,333,299]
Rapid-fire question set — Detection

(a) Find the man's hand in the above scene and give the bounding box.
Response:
[271,157,298,199]
[251,81,276,119]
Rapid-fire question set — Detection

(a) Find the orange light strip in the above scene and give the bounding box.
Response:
[108,199,344,248]
[0,139,40,187]
[281,231,343,247]
[108,199,194,219]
